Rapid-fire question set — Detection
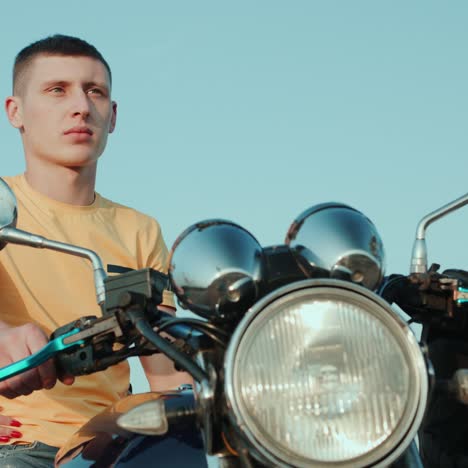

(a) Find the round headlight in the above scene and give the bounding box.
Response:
[286,203,385,290]
[225,280,427,467]
[169,220,264,321]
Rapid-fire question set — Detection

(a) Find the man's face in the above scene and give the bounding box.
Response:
[6,54,116,169]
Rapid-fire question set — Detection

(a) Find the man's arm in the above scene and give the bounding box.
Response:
[138,305,193,392]
[139,354,193,392]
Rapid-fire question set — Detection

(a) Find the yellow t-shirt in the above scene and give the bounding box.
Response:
[0,174,174,447]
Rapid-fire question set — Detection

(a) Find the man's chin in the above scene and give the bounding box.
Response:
[30,149,102,171]
[52,152,101,169]
[65,159,99,169]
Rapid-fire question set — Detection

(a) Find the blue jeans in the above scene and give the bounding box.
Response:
[0,441,58,467]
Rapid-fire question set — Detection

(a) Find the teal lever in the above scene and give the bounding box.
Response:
[457,287,468,305]
[0,328,84,382]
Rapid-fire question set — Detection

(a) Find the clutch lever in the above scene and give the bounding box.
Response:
[0,297,183,382]
[0,329,85,382]
[0,314,124,382]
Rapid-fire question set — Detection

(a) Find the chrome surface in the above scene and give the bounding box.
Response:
[169,220,264,320]
[286,203,385,290]
[0,176,107,304]
[0,227,107,305]
[0,177,18,249]
[224,279,428,468]
[194,349,218,455]
[410,192,468,274]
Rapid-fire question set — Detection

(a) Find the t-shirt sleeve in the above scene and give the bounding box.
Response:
[140,217,176,310]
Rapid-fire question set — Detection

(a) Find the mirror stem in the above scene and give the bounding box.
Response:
[0,227,107,305]
[410,192,468,274]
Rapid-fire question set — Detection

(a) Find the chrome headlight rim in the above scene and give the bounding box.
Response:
[224,279,428,468]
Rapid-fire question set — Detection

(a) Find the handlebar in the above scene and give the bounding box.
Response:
[0,308,210,385]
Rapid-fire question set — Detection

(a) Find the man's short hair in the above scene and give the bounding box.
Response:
[13,34,112,95]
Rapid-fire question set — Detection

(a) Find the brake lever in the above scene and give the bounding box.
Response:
[0,328,85,382]
[455,287,468,305]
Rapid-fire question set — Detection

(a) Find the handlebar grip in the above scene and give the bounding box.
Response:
[0,329,84,382]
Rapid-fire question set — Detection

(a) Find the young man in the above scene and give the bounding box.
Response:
[0,35,188,466]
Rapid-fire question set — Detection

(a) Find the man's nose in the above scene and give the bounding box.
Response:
[71,90,91,117]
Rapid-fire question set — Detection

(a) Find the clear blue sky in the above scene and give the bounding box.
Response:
[1,1,468,391]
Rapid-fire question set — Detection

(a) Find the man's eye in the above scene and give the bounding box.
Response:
[49,87,64,94]
[87,88,104,96]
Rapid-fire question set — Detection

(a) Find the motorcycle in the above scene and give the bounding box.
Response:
[0,176,467,467]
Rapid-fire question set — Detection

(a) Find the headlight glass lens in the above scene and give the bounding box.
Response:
[226,284,425,467]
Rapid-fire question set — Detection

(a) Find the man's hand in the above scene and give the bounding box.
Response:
[0,322,74,399]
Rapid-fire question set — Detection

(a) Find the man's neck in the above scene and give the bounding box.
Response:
[24,162,97,206]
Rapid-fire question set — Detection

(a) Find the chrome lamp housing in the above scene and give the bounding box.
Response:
[286,203,385,290]
[224,279,428,467]
[169,220,264,321]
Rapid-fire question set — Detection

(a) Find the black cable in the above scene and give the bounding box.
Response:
[158,320,226,348]
[157,317,228,337]
[378,274,408,297]
[159,316,229,337]
[129,310,209,383]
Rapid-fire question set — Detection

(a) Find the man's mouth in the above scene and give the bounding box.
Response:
[64,127,93,135]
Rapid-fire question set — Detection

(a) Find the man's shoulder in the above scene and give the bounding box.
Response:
[97,194,162,232]
[0,175,23,198]
[1,174,20,187]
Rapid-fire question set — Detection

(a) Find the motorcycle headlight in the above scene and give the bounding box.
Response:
[224,280,427,468]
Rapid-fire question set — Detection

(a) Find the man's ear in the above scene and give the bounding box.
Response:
[109,101,117,134]
[5,96,23,130]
